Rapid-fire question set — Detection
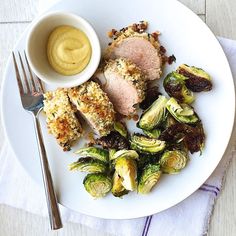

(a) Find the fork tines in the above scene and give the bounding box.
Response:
[12,51,44,94]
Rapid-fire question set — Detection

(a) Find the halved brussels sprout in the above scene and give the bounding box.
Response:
[75,147,109,162]
[143,129,161,139]
[164,72,195,104]
[177,64,212,92]
[138,95,168,131]
[83,173,112,198]
[115,157,137,191]
[111,171,129,197]
[160,150,188,174]
[110,149,139,161]
[114,121,128,138]
[138,164,162,194]
[166,97,199,124]
[130,134,166,154]
[69,157,107,173]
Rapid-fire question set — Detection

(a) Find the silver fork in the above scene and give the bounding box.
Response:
[12,51,63,230]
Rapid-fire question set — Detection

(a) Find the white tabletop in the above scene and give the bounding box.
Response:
[0,0,236,235]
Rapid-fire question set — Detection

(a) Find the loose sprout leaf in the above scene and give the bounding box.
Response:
[159,122,205,154]
[138,95,168,131]
[83,173,112,198]
[69,157,107,173]
[139,86,162,110]
[138,164,162,194]
[75,147,109,163]
[114,121,128,138]
[143,129,161,139]
[160,150,188,174]
[95,131,130,150]
[164,72,195,104]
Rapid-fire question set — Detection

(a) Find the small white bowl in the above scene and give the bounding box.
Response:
[26,11,101,88]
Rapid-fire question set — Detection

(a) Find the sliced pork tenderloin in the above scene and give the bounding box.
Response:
[68,81,115,137]
[99,58,146,116]
[105,23,163,80]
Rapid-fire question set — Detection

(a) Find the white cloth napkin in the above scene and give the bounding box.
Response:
[0,1,236,235]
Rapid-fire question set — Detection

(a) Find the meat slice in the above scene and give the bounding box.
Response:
[43,88,83,151]
[68,81,115,137]
[106,37,162,80]
[100,58,146,116]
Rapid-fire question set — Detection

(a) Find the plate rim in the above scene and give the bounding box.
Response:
[1,0,235,219]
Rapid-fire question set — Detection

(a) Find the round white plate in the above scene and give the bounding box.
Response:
[1,0,235,219]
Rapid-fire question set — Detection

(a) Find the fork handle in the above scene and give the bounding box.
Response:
[33,115,63,230]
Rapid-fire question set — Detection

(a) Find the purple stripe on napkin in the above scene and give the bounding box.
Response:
[142,216,152,236]
[203,183,220,192]
[145,215,153,236]
[199,187,218,196]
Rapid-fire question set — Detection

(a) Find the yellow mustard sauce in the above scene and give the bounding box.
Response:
[47,25,92,76]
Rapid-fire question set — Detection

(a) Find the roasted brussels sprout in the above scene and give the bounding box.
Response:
[69,157,107,173]
[166,98,199,124]
[159,123,205,154]
[110,150,139,161]
[83,173,112,198]
[130,134,166,154]
[139,86,162,110]
[111,171,129,197]
[143,129,161,139]
[163,72,195,104]
[75,147,109,163]
[138,164,162,194]
[114,121,128,138]
[95,131,130,150]
[115,157,137,191]
[138,95,168,130]
[177,64,212,92]
[160,150,188,174]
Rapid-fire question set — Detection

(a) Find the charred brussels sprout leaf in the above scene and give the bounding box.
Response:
[130,134,166,154]
[177,64,212,92]
[95,131,130,150]
[159,123,205,154]
[75,147,109,163]
[115,157,137,191]
[138,95,168,130]
[69,157,107,173]
[138,164,162,194]
[166,97,199,124]
[83,173,112,198]
[110,149,139,161]
[160,150,188,174]
[143,129,161,139]
[112,171,129,197]
[164,72,195,104]
[140,86,162,110]
[114,121,128,138]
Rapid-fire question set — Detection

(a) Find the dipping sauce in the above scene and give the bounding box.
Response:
[47,25,92,76]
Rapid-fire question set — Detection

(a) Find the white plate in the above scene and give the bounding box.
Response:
[1,0,235,219]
